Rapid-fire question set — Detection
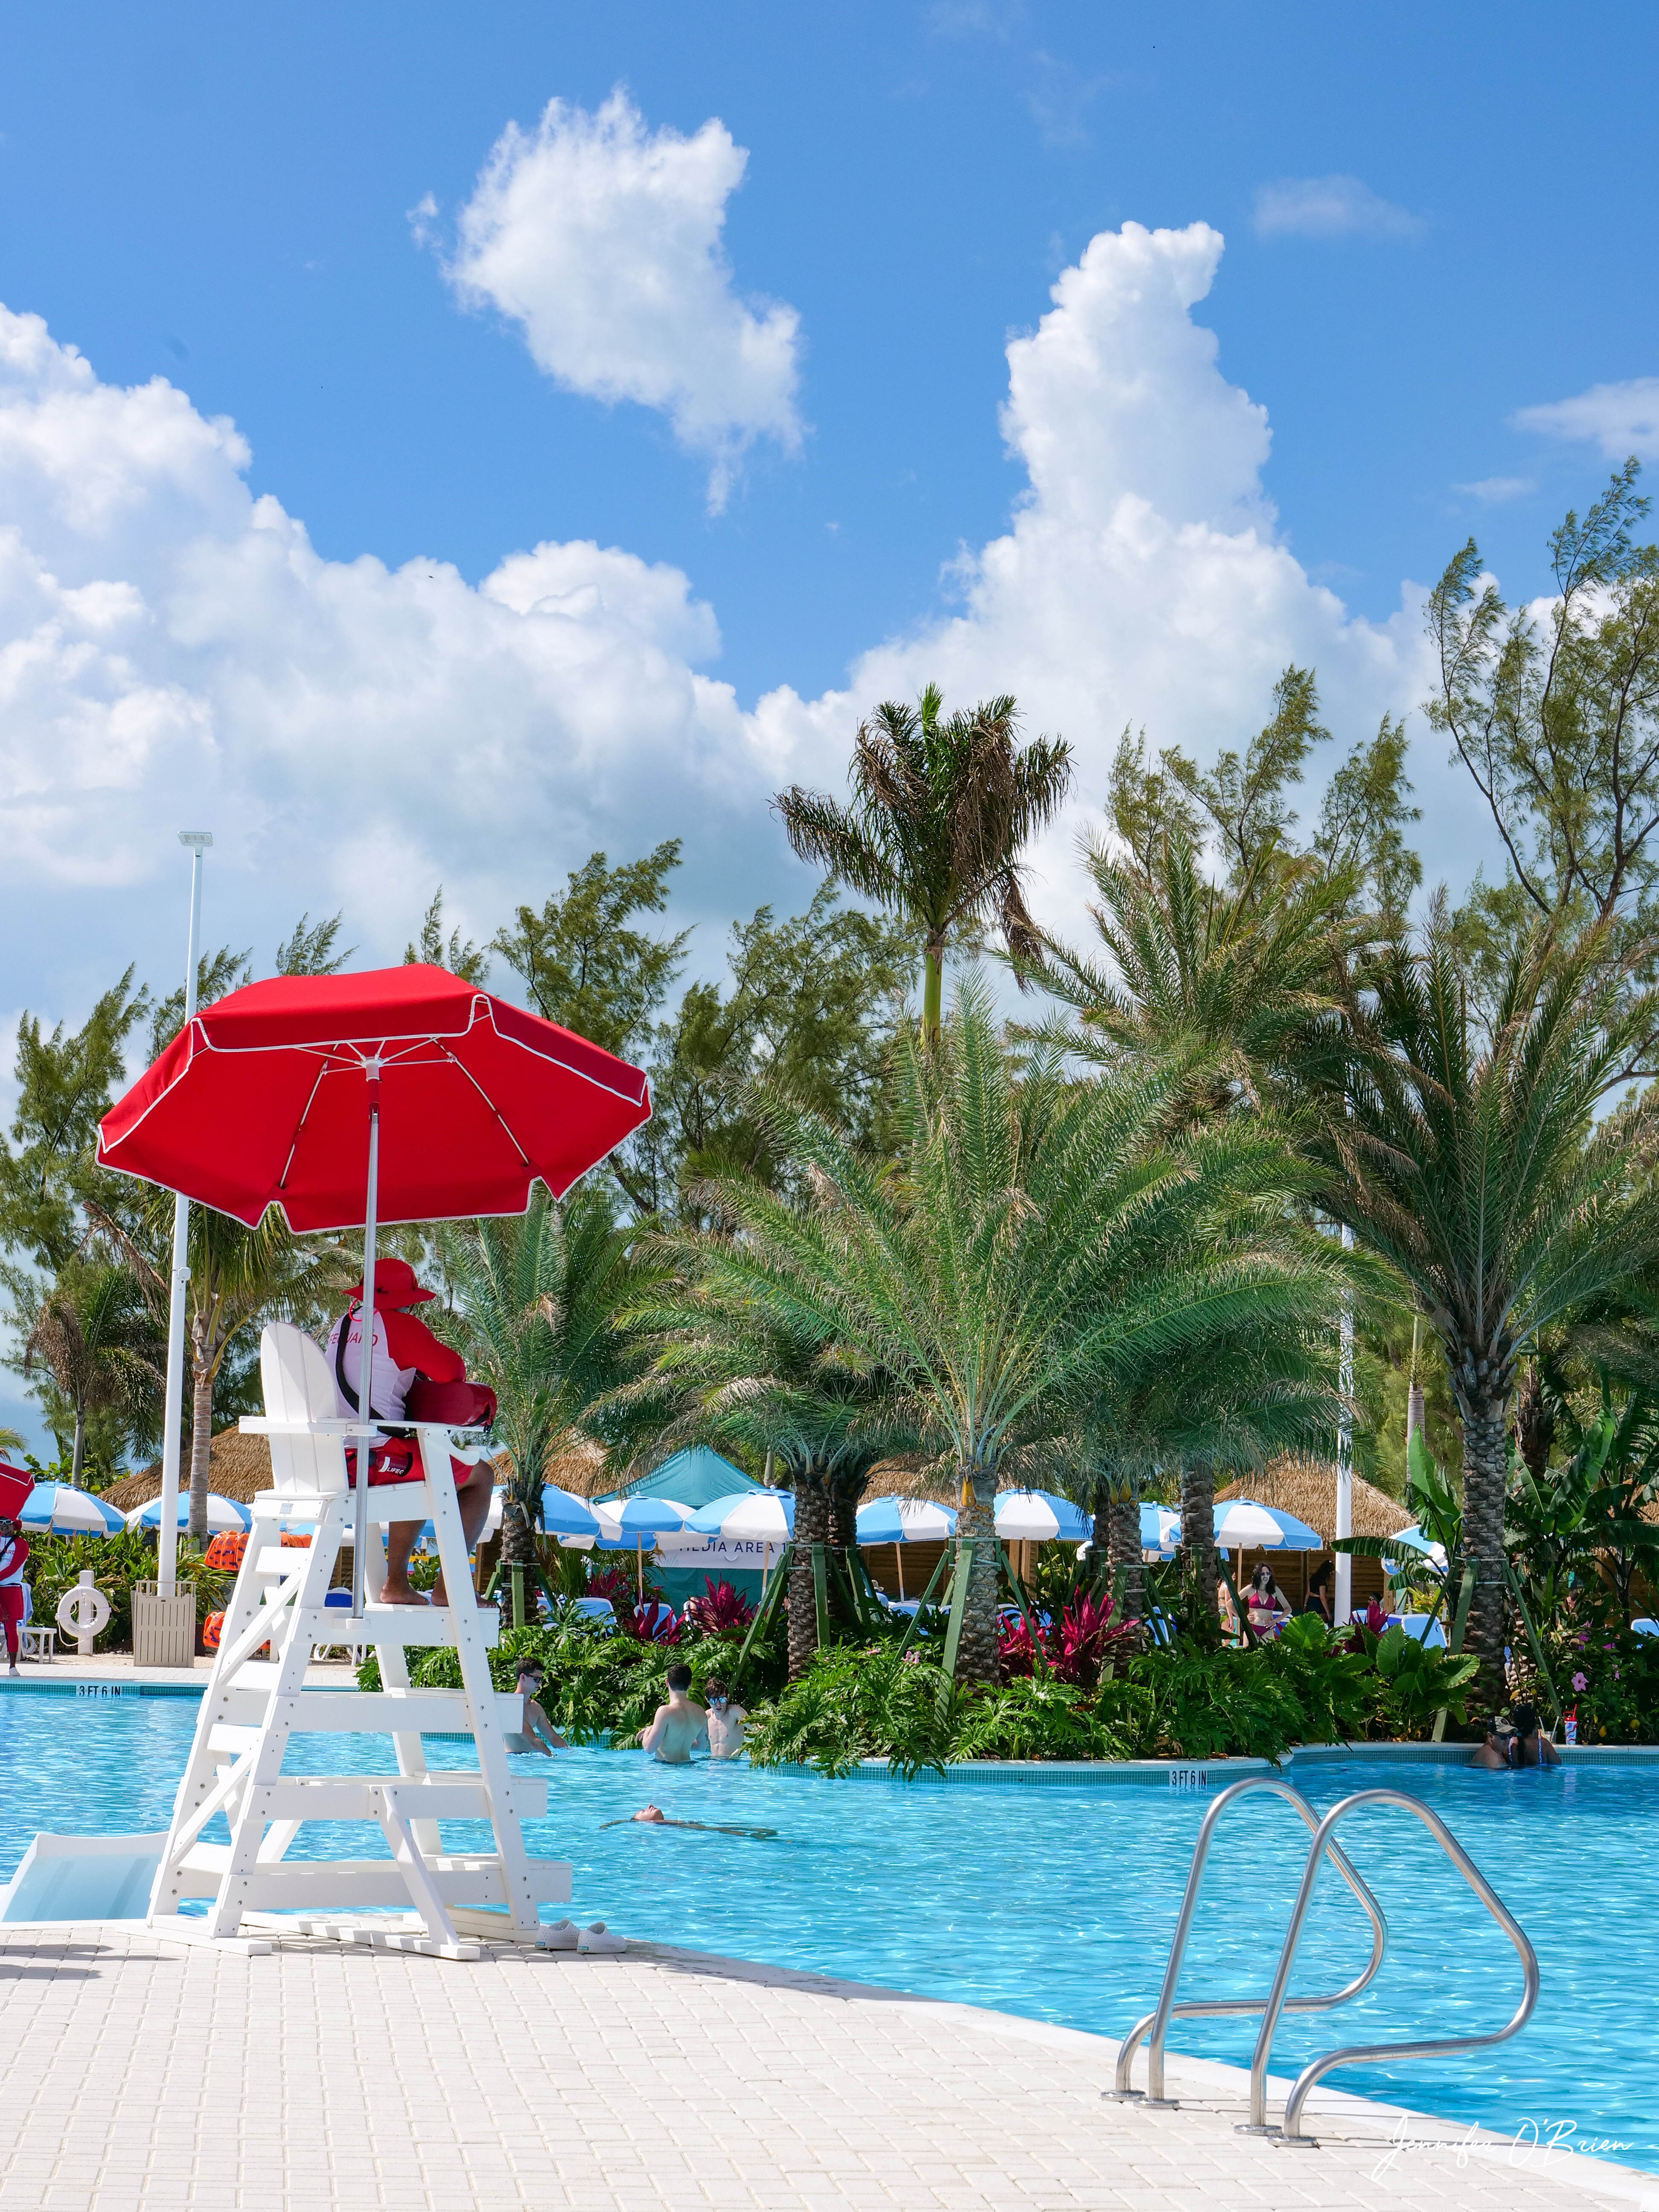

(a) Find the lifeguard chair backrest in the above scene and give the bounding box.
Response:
[259,1323,349,1496]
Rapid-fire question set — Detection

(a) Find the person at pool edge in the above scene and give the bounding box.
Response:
[504,1660,568,1755]
[640,1662,709,1763]
[326,1256,495,1607]
[1508,1701,1560,1768]
[1469,1717,1511,1769]
[0,1515,29,1675]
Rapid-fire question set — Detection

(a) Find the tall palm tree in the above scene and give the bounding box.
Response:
[16,1260,163,1482]
[688,981,1353,1682]
[776,686,1072,1043]
[96,1199,341,1535]
[1309,920,1659,1703]
[433,1185,641,1584]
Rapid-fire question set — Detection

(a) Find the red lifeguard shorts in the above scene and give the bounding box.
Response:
[344,1439,474,1490]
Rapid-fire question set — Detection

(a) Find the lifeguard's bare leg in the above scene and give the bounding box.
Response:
[430,1461,495,1607]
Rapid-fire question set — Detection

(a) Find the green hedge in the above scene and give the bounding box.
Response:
[23,1533,231,1653]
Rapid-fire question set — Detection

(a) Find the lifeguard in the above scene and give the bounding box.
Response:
[326,1257,495,1607]
[0,1516,30,1675]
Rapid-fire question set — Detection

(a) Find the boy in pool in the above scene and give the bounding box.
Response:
[608,1804,777,1839]
[503,1660,568,1755]
[704,1676,747,1760]
[640,1662,709,1764]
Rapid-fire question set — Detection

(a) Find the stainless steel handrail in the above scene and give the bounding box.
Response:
[1107,1777,1388,2107]
[1249,1787,1539,2145]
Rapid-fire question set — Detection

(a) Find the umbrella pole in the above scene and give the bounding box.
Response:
[351,1072,382,1618]
[637,1537,644,1606]
[157,834,209,1597]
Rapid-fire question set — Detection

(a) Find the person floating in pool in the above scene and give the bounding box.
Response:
[503,1660,568,1755]
[704,1675,747,1760]
[640,1662,708,1763]
[0,1516,29,1675]
[604,1804,778,1839]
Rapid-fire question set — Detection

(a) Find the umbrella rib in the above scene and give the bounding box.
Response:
[276,1060,332,1193]
[431,1044,534,1169]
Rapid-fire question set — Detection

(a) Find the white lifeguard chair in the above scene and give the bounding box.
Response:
[147,1322,570,1958]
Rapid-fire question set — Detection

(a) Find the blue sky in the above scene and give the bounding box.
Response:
[1,2,1657,1451]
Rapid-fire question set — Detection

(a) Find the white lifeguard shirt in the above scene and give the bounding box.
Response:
[325,1308,417,1423]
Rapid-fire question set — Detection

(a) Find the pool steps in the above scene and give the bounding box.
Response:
[1108,1775,1540,2148]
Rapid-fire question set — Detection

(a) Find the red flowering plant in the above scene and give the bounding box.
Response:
[1342,1597,1391,1654]
[997,1591,1135,1688]
[682,1577,756,1637]
[619,1598,682,1645]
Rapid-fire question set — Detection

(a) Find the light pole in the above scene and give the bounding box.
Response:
[1335,1222,1354,1627]
[157,832,211,1597]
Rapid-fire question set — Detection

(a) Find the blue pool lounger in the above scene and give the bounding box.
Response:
[0,1832,167,1923]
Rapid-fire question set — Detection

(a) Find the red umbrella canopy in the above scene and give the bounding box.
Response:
[96,965,651,1230]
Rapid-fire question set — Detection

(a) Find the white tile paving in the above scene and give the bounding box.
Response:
[0,1926,1652,2212]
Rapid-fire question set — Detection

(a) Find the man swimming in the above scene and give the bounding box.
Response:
[640,1662,708,1763]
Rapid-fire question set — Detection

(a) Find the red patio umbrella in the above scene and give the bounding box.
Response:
[97,963,651,1608]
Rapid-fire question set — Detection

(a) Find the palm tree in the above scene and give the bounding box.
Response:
[96,1199,341,1535]
[775,686,1072,1043]
[687,980,1353,1682]
[1309,920,1659,1703]
[1064,1261,1352,1635]
[1043,826,1358,1122]
[623,1260,913,1676]
[15,1260,163,1482]
[432,1185,641,1588]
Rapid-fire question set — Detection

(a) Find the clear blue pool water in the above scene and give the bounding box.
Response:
[3,1689,1654,2174]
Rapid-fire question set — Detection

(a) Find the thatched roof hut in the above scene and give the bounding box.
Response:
[862,1455,960,1507]
[108,1426,609,1511]
[1217,1452,1409,1543]
[106,1429,276,1512]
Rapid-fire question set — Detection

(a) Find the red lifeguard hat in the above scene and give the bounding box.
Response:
[346,1256,434,1308]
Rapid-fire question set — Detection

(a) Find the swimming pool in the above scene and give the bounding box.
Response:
[3,1690,1653,2174]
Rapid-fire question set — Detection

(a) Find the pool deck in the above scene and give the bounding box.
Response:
[1,1924,1652,2212]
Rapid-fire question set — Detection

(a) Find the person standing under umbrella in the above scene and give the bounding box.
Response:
[326,1257,494,1607]
[0,1517,29,1674]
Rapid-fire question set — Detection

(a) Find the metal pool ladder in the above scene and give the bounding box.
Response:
[1105,1777,1539,2147]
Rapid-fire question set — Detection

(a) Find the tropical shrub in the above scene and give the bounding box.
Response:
[742,1645,960,1776]
[1099,1646,1308,1763]
[952,1674,1135,1761]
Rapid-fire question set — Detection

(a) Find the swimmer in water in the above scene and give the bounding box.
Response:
[602,1803,778,1839]
[704,1676,747,1759]
[640,1661,709,1764]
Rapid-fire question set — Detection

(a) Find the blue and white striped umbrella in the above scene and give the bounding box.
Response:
[1213,1498,1324,1551]
[856,1495,958,1545]
[17,1482,127,1537]
[686,1489,795,1543]
[1141,1502,1180,1555]
[127,1491,252,1536]
[994,1488,1090,1543]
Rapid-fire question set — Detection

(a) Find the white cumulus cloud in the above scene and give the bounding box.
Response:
[1254,175,1423,242]
[442,90,803,512]
[752,221,1446,940]
[1512,376,1659,461]
[0,218,1468,1048]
